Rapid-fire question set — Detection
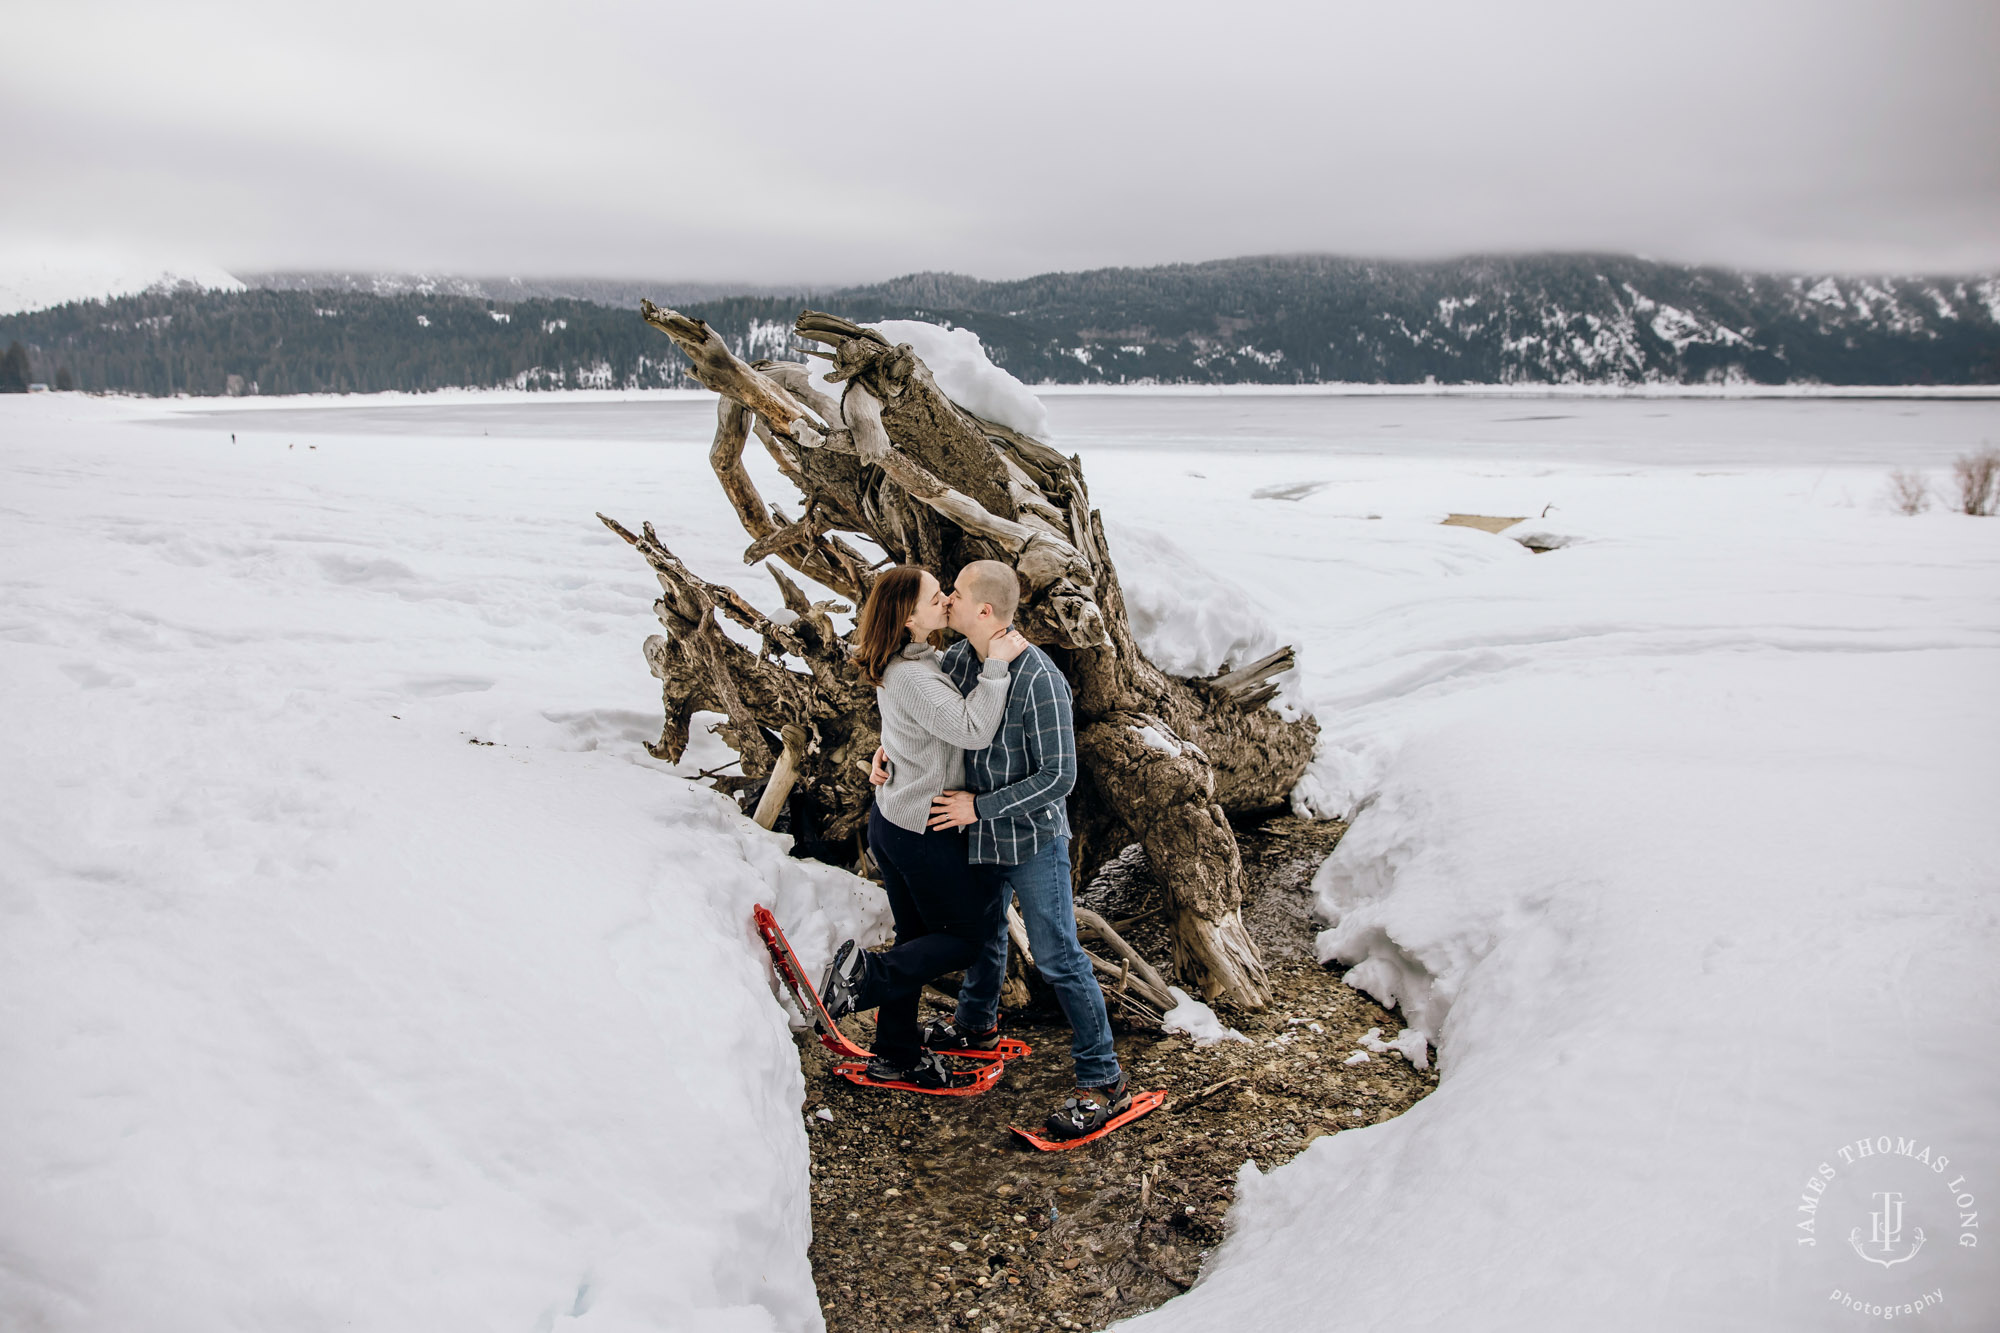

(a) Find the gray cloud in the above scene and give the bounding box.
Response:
[3,0,1996,282]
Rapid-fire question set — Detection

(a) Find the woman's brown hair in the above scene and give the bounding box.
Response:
[854,565,932,687]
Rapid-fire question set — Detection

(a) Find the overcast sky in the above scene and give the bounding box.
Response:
[3,0,1996,284]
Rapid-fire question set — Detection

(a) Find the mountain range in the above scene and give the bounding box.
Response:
[2,253,1996,395]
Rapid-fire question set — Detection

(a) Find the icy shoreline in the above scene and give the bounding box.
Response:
[1031,380,2000,400]
[23,379,2000,415]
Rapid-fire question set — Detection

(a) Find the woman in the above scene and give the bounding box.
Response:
[819,565,1027,1088]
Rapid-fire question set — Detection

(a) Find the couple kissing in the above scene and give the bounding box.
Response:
[817,559,1128,1140]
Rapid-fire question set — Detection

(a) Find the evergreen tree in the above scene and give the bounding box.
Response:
[0,341,29,393]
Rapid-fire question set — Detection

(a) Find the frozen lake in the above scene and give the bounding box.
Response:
[164,390,2000,469]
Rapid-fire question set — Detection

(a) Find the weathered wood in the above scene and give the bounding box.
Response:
[1171,1074,1245,1113]
[752,724,807,830]
[1074,906,1172,999]
[1076,711,1271,1008]
[710,397,773,540]
[597,511,878,842]
[1206,646,1296,701]
[640,300,820,441]
[611,305,1321,1008]
[842,383,1096,601]
[1001,902,1034,1011]
[1082,947,1172,1017]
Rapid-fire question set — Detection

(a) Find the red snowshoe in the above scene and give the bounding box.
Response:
[753,904,1030,1097]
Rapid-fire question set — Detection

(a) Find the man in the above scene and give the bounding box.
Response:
[874,559,1128,1139]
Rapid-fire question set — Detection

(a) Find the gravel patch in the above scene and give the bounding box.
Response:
[801,815,1438,1332]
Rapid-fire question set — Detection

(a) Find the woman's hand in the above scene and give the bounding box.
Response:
[986,627,1030,663]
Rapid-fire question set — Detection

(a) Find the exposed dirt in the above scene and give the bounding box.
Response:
[798,816,1438,1332]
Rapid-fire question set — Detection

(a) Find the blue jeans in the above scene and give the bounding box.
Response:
[955,836,1122,1089]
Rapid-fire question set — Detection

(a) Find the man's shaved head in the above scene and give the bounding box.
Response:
[953,559,1021,626]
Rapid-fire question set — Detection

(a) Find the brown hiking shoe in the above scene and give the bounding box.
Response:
[1044,1074,1132,1140]
[921,1014,1001,1053]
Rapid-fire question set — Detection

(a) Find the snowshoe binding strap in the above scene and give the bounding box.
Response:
[1009,1089,1167,1152]
[1045,1079,1133,1140]
[836,1051,1004,1097]
[921,1015,1001,1052]
[921,1015,1032,1064]
[950,1036,1033,1064]
[818,939,866,1023]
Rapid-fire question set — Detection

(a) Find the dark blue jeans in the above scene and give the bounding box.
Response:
[955,836,1122,1089]
[860,805,1004,1066]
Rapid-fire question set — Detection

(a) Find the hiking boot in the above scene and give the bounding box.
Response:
[863,1050,957,1089]
[819,940,867,1022]
[1044,1074,1132,1140]
[921,1013,1001,1054]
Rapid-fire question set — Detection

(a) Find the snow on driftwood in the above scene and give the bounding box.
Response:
[868,319,1052,441]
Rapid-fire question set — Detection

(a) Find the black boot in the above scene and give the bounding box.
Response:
[863,1050,956,1089]
[819,940,867,1022]
[1044,1074,1132,1140]
[921,1013,1001,1053]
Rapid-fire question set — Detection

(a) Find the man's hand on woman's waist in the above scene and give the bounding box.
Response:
[927,790,978,830]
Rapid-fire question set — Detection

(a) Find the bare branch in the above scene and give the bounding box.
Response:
[640,299,821,439]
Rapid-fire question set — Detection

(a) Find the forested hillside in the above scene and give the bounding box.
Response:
[836,254,2000,387]
[3,254,1996,395]
[0,290,800,396]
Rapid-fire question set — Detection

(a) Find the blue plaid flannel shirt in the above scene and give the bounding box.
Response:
[939,639,1076,866]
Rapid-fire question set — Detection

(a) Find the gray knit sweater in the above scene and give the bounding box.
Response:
[874,642,1012,833]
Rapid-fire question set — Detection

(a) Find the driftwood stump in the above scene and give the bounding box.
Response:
[602,304,1317,1008]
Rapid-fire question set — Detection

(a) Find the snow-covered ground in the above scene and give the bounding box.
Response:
[1085,412,2000,1331]
[3,388,1997,1331]
[0,394,889,1333]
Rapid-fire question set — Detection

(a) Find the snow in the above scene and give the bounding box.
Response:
[1648,302,1746,350]
[1104,520,1295,701]
[1805,276,1848,310]
[1355,1025,1429,1070]
[6,388,2000,1331]
[0,394,887,1333]
[1160,987,1249,1046]
[1078,397,2000,1332]
[867,319,1053,441]
[1978,278,2000,325]
[0,241,243,314]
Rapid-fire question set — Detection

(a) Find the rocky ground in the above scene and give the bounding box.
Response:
[797,815,1439,1332]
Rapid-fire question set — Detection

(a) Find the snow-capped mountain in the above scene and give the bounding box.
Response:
[831,254,2000,387]
[0,247,243,317]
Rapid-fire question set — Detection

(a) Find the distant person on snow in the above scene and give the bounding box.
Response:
[872,559,1130,1140]
[819,565,1028,1089]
